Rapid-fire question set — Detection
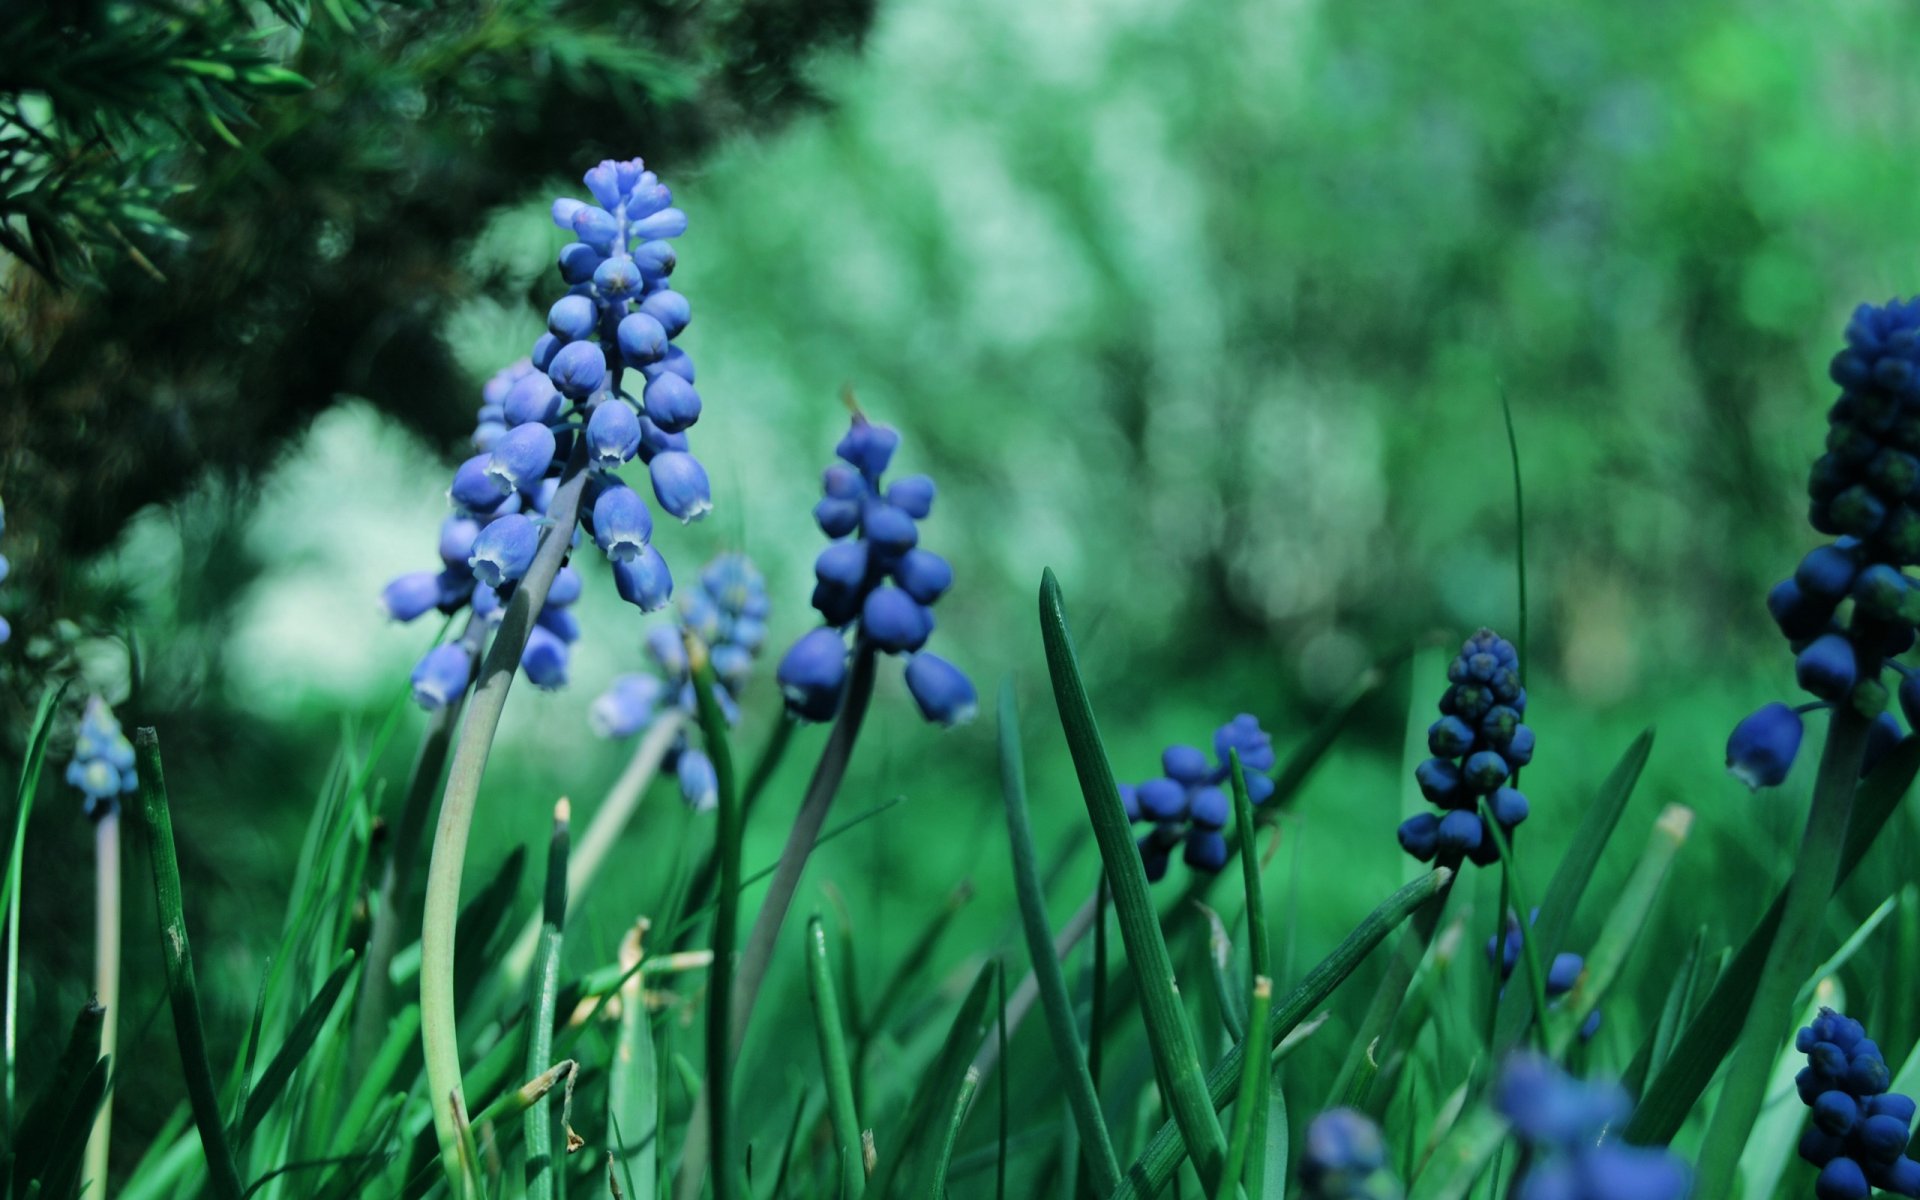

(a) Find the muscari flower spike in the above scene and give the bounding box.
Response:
[1486,908,1602,1042]
[378,157,713,709]
[1729,300,1920,786]
[1494,1053,1691,1200]
[65,696,136,820]
[774,413,975,728]
[589,553,769,811]
[1398,629,1533,868]
[1299,1108,1403,1200]
[1119,714,1276,882]
[1794,1008,1920,1199]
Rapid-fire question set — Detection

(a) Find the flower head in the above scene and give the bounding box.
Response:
[1495,1054,1690,1200]
[1121,713,1277,882]
[1299,1109,1402,1200]
[1399,629,1532,869]
[66,696,136,819]
[1794,1008,1920,1197]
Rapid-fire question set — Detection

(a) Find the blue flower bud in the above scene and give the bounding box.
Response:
[887,475,936,518]
[861,586,932,653]
[617,312,669,366]
[0,617,12,645]
[505,372,562,427]
[487,423,557,494]
[1428,715,1476,757]
[779,627,850,721]
[611,546,674,612]
[451,453,513,512]
[1873,1094,1919,1123]
[549,294,598,341]
[644,345,696,384]
[1300,1109,1390,1195]
[814,496,862,538]
[381,571,442,621]
[469,513,539,586]
[630,207,688,240]
[1489,786,1528,827]
[1546,952,1583,997]
[671,747,718,812]
[587,401,642,468]
[1816,1091,1861,1135]
[594,255,644,301]
[1214,714,1276,773]
[438,516,481,571]
[644,625,688,677]
[1415,757,1464,805]
[1135,778,1186,821]
[901,651,975,728]
[863,502,918,554]
[1853,563,1911,620]
[411,643,472,710]
[1725,702,1804,789]
[1505,724,1535,766]
[824,464,862,498]
[638,289,690,338]
[521,625,570,690]
[815,540,871,593]
[583,162,624,207]
[548,341,608,399]
[472,421,507,452]
[1246,773,1276,805]
[632,240,676,281]
[637,414,688,462]
[1188,786,1229,830]
[1863,711,1903,778]
[590,674,664,738]
[471,582,502,621]
[1797,633,1859,700]
[592,486,653,561]
[644,372,702,433]
[649,451,712,522]
[547,565,583,607]
[1463,750,1511,792]
[1183,830,1228,871]
[836,416,900,480]
[537,604,580,644]
[1139,837,1173,883]
[889,549,952,606]
[551,197,588,229]
[1398,813,1440,861]
[1436,809,1483,854]
[557,242,603,285]
[1858,1114,1911,1162]
[1816,1157,1869,1200]
[572,205,620,252]
[1162,744,1211,785]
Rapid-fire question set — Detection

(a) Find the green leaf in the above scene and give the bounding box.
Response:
[1217,977,1273,1200]
[805,916,866,1200]
[1227,751,1272,1191]
[868,962,995,1199]
[4,679,71,1129]
[525,802,572,1200]
[927,1067,981,1198]
[608,923,656,1200]
[1624,732,1920,1145]
[690,633,744,1200]
[1038,568,1228,1193]
[1795,892,1898,1010]
[10,1001,103,1193]
[1491,728,1654,1056]
[233,950,357,1148]
[996,679,1119,1195]
[1260,1070,1289,1200]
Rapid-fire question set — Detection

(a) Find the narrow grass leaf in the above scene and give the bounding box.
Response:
[805,916,866,1200]
[1217,977,1272,1199]
[688,635,743,1200]
[10,1001,104,1193]
[525,801,571,1200]
[867,962,994,1199]
[1794,893,1897,1010]
[1227,752,1270,1190]
[926,1068,980,1198]
[1477,800,1551,1050]
[233,950,357,1148]
[4,679,70,1129]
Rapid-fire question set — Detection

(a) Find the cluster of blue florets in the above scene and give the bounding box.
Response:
[1299,1108,1402,1200]
[1486,909,1601,1042]
[1724,301,1920,788]
[1794,1009,1920,1198]
[1494,1054,1690,1200]
[590,554,769,811]
[1119,714,1275,880]
[66,696,136,820]
[382,157,712,709]
[1397,629,1533,867]
[774,414,975,728]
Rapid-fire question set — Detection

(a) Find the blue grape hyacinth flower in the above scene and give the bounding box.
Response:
[1299,1108,1403,1200]
[1398,629,1533,868]
[1494,1054,1691,1200]
[1486,909,1602,1042]
[1119,713,1276,882]
[66,696,137,820]
[775,412,974,728]
[380,156,714,708]
[1794,1008,1920,1198]
[590,553,768,811]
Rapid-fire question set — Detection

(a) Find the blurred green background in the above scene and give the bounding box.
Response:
[9,0,1920,1188]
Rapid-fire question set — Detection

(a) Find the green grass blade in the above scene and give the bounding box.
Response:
[5,679,71,1129]
[1740,987,1832,1200]
[1038,568,1228,1193]
[674,713,797,949]
[1795,892,1897,1010]
[862,880,973,1048]
[1625,729,1920,1146]
[1227,752,1271,1191]
[454,847,528,1007]
[1260,1069,1288,1200]
[525,801,572,1200]
[11,1001,103,1193]
[1198,903,1248,1044]
[1477,799,1552,1049]
[1491,728,1654,1056]
[610,922,658,1200]
[868,962,995,1199]
[689,634,744,1200]
[233,949,357,1149]
[927,1067,980,1198]
[996,679,1120,1196]
[331,1005,418,1157]
[1624,926,1705,1097]
[1112,869,1452,1200]
[1217,977,1272,1200]
[36,1055,109,1199]
[1500,385,1527,678]
[805,916,866,1200]
[131,727,246,1200]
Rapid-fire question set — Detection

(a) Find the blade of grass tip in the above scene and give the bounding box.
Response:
[1038,569,1228,1193]
[1546,806,1692,1062]
[82,802,123,1200]
[233,949,359,1148]
[805,916,866,1200]
[675,647,879,1200]
[687,633,744,1200]
[228,959,271,1135]
[1491,729,1654,1056]
[419,443,589,1195]
[1110,869,1451,1200]
[929,1067,981,1198]
[5,679,70,1128]
[1625,734,1920,1145]
[867,963,995,1200]
[1198,902,1248,1044]
[1407,1105,1507,1200]
[1217,977,1272,1200]
[130,728,246,1200]
[1692,708,1869,1197]
[1624,926,1704,1098]
[1794,892,1898,1010]
[525,800,571,1200]
[997,678,1121,1196]
[1476,800,1552,1050]
[609,920,656,1200]
[10,1001,104,1193]
[1227,753,1270,1191]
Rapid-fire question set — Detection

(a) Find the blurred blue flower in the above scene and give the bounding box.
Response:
[1299,1108,1401,1200]
[66,696,137,819]
[1399,629,1531,869]
[1121,713,1277,882]
[1495,1054,1689,1200]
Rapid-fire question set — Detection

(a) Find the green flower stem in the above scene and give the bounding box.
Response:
[674,644,878,1200]
[689,635,744,1200]
[353,615,486,1074]
[81,807,122,1200]
[1691,705,1870,1194]
[419,443,589,1196]
[131,728,245,1200]
[524,800,571,1200]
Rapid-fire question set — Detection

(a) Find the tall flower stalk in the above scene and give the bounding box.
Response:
[69,697,136,1200]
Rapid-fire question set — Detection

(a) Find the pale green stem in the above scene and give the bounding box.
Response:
[419,443,589,1196]
[82,807,121,1200]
